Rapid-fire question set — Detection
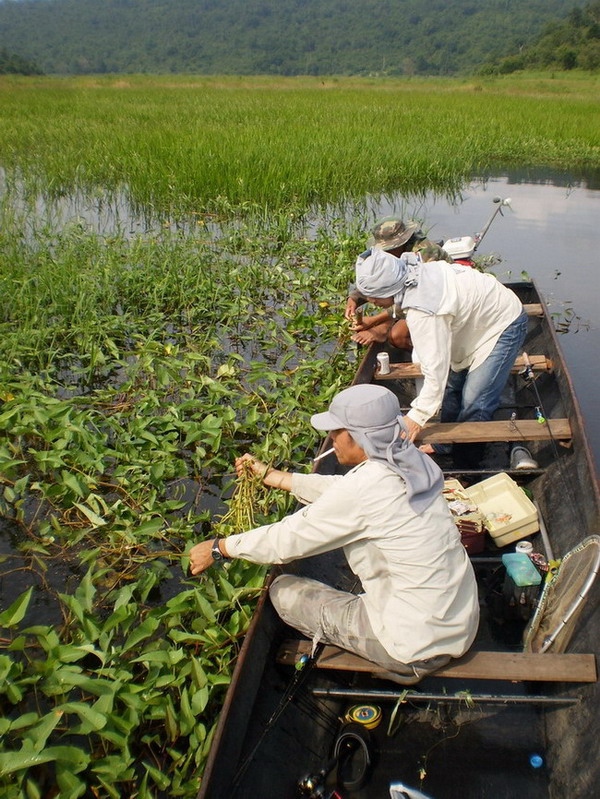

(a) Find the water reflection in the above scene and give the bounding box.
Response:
[489,165,600,192]
[373,171,600,472]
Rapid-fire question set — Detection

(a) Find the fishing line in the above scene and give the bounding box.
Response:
[232,577,362,791]
[295,691,343,732]
[519,355,587,530]
[231,641,326,792]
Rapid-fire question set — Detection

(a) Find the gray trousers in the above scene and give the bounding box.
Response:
[270,574,450,685]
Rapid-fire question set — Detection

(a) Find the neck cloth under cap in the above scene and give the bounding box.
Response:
[355,250,444,315]
[311,385,443,514]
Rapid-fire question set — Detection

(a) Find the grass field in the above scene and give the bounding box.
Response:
[0,72,599,216]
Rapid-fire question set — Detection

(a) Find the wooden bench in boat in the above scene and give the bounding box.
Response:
[277,640,597,683]
[524,303,543,316]
[417,418,571,445]
[376,354,553,382]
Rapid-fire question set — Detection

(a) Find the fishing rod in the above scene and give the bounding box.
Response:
[473,195,513,254]
[232,575,363,791]
[519,350,586,531]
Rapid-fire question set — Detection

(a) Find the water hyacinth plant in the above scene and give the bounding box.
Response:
[0,203,363,796]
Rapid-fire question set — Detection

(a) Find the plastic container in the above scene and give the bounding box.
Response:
[464,473,539,548]
[442,235,476,260]
[502,553,542,587]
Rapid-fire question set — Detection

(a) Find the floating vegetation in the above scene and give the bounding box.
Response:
[211,461,267,538]
[550,301,592,335]
[0,204,361,796]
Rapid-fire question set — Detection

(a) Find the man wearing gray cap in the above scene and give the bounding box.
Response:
[189,385,479,684]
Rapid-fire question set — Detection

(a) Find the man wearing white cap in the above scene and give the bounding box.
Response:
[189,385,479,684]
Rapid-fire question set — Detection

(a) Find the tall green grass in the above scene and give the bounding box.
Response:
[0,73,598,216]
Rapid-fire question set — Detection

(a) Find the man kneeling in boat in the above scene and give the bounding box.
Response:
[189,385,479,685]
[344,216,426,351]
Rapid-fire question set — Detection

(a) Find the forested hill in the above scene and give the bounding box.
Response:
[0,0,586,76]
[481,1,600,72]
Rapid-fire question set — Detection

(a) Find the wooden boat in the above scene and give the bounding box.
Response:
[198,281,600,799]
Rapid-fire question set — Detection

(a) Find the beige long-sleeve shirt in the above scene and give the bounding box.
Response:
[404,263,523,427]
[226,461,479,663]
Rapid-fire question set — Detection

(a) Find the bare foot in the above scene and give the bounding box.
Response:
[352,325,390,345]
[419,444,435,455]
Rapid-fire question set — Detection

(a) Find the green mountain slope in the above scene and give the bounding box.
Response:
[0,0,586,76]
[481,1,600,72]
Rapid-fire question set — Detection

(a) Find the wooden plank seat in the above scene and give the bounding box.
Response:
[524,303,544,316]
[417,418,571,444]
[377,354,553,382]
[277,640,597,683]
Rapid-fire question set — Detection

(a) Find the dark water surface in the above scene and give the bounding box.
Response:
[374,170,600,475]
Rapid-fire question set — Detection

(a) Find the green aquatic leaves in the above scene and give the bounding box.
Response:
[0,214,359,796]
[0,563,261,796]
[0,588,33,628]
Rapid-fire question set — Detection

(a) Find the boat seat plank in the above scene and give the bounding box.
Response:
[524,303,543,316]
[418,418,571,444]
[277,640,597,683]
[377,354,553,381]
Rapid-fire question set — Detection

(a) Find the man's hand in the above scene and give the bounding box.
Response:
[236,453,292,492]
[344,297,358,320]
[235,453,268,479]
[189,540,218,576]
[402,416,422,443]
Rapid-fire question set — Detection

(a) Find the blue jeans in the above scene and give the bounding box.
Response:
[433,309,528,455]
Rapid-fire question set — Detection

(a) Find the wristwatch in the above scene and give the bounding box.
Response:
[211,538,230,564]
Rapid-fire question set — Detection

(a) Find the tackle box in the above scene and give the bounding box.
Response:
[463,472,539,548]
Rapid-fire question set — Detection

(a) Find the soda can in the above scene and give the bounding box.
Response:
[516,540,533,555]
[376,352,390,375]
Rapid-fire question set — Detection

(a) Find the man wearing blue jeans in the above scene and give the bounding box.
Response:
[352,249,527,461]
[435,308,528,456]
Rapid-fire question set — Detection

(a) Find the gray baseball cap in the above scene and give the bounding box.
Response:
[311,385,400,432]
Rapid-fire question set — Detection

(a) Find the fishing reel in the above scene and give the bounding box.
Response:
[297,721,375,798]
[297,765,339,799]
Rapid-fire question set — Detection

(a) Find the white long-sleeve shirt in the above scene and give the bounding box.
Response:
[226,461,479,663]
[404,263,523,427]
